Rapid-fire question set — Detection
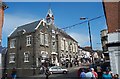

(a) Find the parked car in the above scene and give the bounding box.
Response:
[49,66,68,74]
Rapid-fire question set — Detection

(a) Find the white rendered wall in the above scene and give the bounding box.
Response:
[108,32,120,75]
[108,32,120,43]
[108,47,120,74]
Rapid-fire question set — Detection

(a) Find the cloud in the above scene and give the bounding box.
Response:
[3,14,38,35]
[68,32,89,46]
[2,13,39,46]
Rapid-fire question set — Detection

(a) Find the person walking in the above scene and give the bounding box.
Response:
[97,65,102,79]
[85,68,95,79]
[113,74,119,79]
[80,69,86,79]
[2,73,8,79]
[91,68,98,79]
[11,68,17,79]
[45,67,51,79]
[102,69,112,79]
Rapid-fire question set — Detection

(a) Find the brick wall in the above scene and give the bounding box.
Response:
[103,2,120,33]
[0,3,4,41]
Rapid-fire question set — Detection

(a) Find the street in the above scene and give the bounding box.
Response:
[22,65,89,79]
[33,66,79,79]
[15,66,84,79]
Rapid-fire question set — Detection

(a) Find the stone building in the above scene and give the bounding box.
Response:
[78,47,91,64]
[103,0,120,74]
[100,29,109,63]
[5,9,78,77]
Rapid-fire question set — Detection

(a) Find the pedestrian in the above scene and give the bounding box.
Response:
[45,67,51,79]
[97,65,102,79]
[113,74,119,79]
[91,68,98,79]
[102,68,112,79]
[40,65,45,74]
[70,62,72,67]
[66,62,68,68]
[2,73,8,79]
[11,68,17,79]
[110,72,114,78]
[85,68,95,79]
[80,69,86,79]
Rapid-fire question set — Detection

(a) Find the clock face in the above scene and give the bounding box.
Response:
[47,19,50,23]
[47,19,52,25]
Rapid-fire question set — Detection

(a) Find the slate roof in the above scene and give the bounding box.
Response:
[9,19,78,43]
[9,20,40,38]
[57,28,78,43]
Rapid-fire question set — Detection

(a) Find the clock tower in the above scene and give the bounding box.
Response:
[46,8,54,25]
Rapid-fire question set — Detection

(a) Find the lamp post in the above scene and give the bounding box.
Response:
[80,17,94,65]
[80,17,93,49]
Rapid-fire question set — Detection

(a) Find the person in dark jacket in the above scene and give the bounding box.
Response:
[11,68,17,79]
[45,67,51,79]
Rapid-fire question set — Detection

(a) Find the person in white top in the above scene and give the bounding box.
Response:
[85,68,95,79]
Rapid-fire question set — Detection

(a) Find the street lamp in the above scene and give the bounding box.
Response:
[80,17,93,50]
[80,17,94,65]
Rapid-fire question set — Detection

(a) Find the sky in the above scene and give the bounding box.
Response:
[2,2,107,50]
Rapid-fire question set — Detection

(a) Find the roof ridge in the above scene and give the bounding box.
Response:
[9,20,41,38]
[17,20,40,28]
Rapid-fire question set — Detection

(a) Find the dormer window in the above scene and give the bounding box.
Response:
[26,35,31,46]
[22,29,26,34]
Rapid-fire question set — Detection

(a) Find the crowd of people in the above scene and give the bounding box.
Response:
[79,67,119,79]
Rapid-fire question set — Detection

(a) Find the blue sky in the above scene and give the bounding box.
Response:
[2,2,107,50]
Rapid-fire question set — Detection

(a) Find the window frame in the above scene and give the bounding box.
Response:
[10,39,16,48]
[40,32,44,45]
[45,34,49,46]
[24,51,30,63]
[61,38,64,51]
[26,35,32,46]
[9,53,15,63]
